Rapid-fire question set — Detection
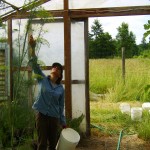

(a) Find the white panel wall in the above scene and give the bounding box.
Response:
[71,22,86,132]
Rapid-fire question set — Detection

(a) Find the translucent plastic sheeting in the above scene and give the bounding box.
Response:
[42,0,150,10]
[71,21,85,80]
[0,0,30,16]
[7,0,29,7]
[11,18,87,132]
[42,0,63,10]
[12,19,29,66]
[72,84,86,132]
[2,0,149,15]
[71,21,86,132]
[41,0,150,10]
[32,22,64,66]
[69,0,150,9]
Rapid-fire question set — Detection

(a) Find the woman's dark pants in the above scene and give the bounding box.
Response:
[36,112,59,150]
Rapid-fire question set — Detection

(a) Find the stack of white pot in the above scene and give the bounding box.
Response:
[119,102,150,121]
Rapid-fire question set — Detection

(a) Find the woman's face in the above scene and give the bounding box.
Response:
[51,66,61,78]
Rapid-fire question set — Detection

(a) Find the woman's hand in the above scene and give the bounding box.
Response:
[62,125,67,129]
[29,35,36,49]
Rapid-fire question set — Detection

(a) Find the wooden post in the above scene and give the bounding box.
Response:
[64,0,72,119]
[8,19,13,101]
[84,18,90,136]
[122,47,125,82]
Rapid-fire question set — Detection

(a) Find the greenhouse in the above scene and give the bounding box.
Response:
[0,0,150,149]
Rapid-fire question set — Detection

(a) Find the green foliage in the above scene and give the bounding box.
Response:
[89,19,116,58]
[144,20,150,38]
[67,114,84,133]
[137,111,150,140]
[0,38,7,42]
[35,7,54,23]
[138,49,150,58]
[140,84,150,102]
[116,22,139,58]
[0,65,8,71]
[0,101,34,147]
[90,19,103,38]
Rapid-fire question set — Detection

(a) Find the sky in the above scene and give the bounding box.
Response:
[89,15,150,45]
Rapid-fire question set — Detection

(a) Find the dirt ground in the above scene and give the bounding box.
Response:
[76,134,150,150]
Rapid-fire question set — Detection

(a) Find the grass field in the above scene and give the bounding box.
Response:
[89,58,150,102]
[89,58,150,140]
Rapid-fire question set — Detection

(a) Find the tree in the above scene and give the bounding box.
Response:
[90,19,103,39]
[89,19,116,58]
[143,20,150,50]
[116,22,138,58]
[144,20,150,38]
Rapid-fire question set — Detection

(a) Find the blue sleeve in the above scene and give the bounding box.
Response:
[59,89,66,126]
[28,56,45,81]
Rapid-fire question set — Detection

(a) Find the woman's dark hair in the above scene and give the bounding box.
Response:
[52,62,63,84]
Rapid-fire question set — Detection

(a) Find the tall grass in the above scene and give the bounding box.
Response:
[90,58,150,102]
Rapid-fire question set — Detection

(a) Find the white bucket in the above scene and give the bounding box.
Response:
[131,107,142,121]
[56,128,80,150]
[142,102,150,110]
[119,103,131,115]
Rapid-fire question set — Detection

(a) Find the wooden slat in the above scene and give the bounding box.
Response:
[0,97,8,101]
[0,92,6,95]
[0,88,5,91]
[0,84,5,87]
[0,79,5,81]
[0,74,5,77]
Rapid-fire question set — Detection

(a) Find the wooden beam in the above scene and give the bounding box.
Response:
[64,0,72,119]
[2,5,150,21]
[70,6,150,18]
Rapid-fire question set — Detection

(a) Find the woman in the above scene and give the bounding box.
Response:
[29,35,66,150]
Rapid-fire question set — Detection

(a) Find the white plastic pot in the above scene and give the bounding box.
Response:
[131,107,142,121]
[142,102,150,110]
[56,128,80,150]
[119,103,131,115]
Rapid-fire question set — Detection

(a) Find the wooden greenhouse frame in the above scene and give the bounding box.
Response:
[1,0,150,135]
